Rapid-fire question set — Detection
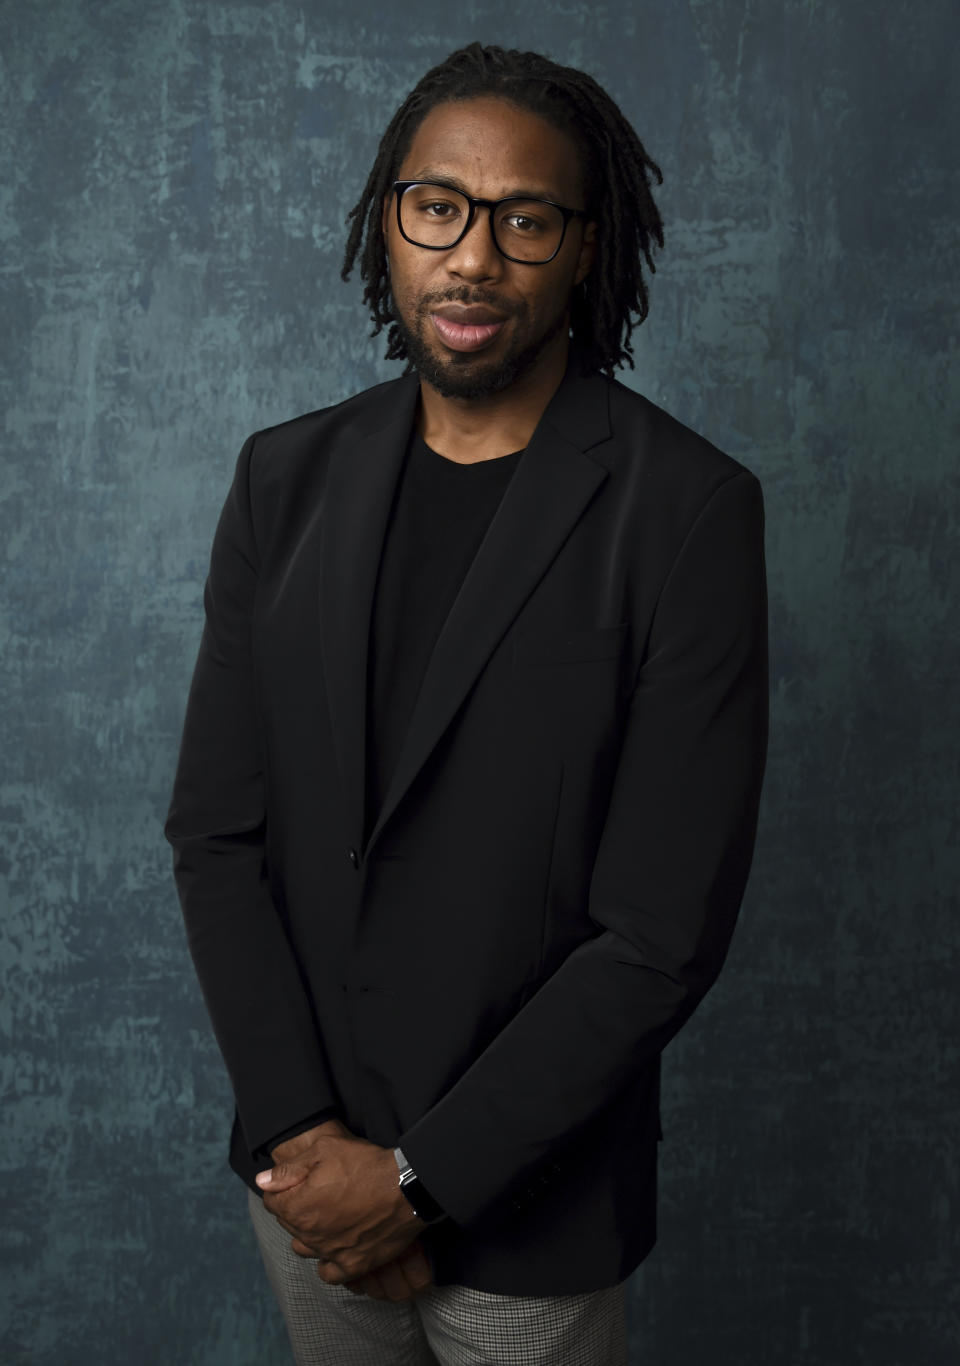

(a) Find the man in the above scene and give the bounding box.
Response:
[165,41,769,1366]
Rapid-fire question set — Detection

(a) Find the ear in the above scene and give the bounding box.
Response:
[573,220,597,287]
[381,189,394,242]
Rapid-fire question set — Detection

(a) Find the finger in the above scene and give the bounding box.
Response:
[273,1213,318,1246]
[348,1248,430,1302]
[290,1237,321,1259]
[393,1247,432,1296]
[396,1242,434,1295]
[372,1261,413,1303]
[348,1269,390,1299]
[256,1162,309,1194]
[317,1259,349,1286]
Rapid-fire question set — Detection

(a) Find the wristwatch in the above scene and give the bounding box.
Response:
[393,1146,447,1224]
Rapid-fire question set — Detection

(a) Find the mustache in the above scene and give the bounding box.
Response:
[416,287,520,317]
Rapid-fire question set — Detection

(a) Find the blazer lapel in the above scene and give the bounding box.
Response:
[319,355,613,863]
[362,358,612,860]
[317,372,421,856]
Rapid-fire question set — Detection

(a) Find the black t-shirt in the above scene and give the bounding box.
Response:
[364,427,524,844]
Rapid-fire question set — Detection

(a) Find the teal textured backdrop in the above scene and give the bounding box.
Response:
[2,2,957,1362]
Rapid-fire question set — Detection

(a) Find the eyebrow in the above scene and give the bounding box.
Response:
[406,169,563,201]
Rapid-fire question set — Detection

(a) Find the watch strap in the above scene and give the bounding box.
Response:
[393,1145,446,1224]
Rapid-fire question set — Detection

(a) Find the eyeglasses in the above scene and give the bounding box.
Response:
[392,180,587,265]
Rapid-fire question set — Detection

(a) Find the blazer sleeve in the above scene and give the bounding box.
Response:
[397,468,770,1229]
[164,434,339,1159]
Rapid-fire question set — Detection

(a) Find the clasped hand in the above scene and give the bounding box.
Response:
[256,1117,434,1301]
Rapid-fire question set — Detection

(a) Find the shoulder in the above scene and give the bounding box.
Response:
[595,371,763,527]
[248,371,416,470]
[569,370,765,571]
[221,372,416,548]
[603,372,758,485]
[230,372,419,531]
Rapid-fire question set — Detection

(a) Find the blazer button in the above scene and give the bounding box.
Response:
[348,847,359,869]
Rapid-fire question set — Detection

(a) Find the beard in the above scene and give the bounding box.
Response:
[390,287,570,400]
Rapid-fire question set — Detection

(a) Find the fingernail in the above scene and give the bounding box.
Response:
[255,1171,272,1187]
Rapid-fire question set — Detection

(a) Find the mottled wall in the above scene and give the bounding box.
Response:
[1,1,956,1362]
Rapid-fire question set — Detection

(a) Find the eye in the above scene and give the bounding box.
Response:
[412,197,463,220]
[501,209,551,235]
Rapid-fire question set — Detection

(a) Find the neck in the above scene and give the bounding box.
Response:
[416,331,571,464]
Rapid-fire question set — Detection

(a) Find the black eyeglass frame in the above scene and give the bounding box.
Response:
[391,180,588,265]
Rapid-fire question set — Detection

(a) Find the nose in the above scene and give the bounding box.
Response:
[443,206,503,283]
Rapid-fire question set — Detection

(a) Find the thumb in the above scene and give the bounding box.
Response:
[256,1161,308,1193]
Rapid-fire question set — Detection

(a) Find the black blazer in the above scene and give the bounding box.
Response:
[165,353,769,1295]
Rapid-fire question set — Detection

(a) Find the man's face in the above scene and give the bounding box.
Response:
[382,96,596,400]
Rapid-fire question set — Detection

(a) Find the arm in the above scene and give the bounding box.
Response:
[255,1106,344,1165]
[169,441,436,1292]
[396,470,770,1228]
[165,434,339,1157]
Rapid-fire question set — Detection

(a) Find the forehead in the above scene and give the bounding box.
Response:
[398,95,584,203]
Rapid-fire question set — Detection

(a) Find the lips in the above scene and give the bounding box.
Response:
[429,305,508,353]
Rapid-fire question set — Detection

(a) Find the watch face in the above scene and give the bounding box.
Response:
[399,1171,444,1223]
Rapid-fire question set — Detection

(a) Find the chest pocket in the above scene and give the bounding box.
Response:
[514,621,628,666]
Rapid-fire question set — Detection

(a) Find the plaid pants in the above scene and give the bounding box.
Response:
[248,1189,629,1365]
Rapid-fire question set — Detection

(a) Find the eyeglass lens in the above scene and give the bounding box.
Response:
[399,184,565,262]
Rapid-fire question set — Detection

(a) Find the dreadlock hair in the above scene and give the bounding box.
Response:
[340,42,664,376]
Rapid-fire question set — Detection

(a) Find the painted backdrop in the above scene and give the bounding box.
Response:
[2,2,957,1362]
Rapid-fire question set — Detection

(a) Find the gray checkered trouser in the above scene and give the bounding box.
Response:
[248,1189,629,1366]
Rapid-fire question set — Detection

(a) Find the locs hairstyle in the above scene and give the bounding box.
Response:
[340,42,665,376]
